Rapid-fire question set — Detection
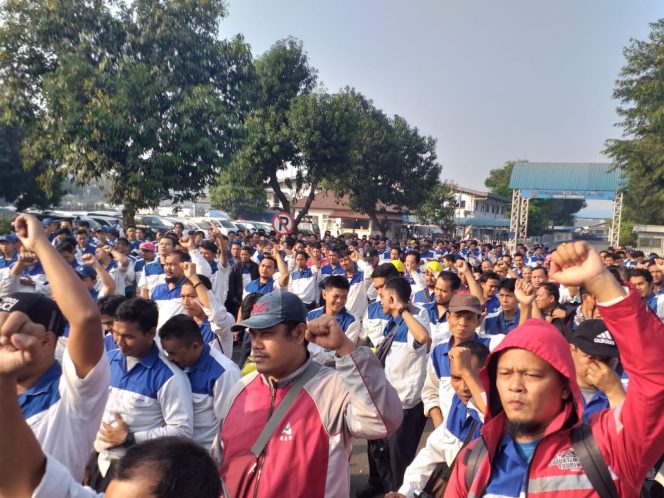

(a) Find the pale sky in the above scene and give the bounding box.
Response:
[219,1,663,216]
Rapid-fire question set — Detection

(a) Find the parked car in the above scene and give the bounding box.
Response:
[134,214,174,239]
[212,218,239,237]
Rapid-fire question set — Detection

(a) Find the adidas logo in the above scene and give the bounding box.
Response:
[594,331,615,346]
[279,422,293,442]
[0,297,19,312]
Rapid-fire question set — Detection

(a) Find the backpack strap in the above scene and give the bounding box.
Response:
[571,423,619,498]
[251,361,320,457]
[464,436,488,491]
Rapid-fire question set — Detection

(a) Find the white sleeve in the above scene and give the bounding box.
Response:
[205,293,235,358]
[134,371,194,442]
[421,357,440,417]
[0,271,19,297]
[190,249,212,279]
[213,363,241,420]
[398,425,463,498]
[32,455,101,498]
[345,320,361,344]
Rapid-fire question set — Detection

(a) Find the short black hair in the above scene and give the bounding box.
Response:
[371,262,400,280]
[498,278,516,293]
[184,274,212,291]
[115,437,221,498]
[384,277,411,303]
[159,314,203,346]
[405,251,421,263]
[628,268,652,284]
[240,293,264,320]
[56,240,76,253]
[97,295,129,317]
[199,240,218,253]
[115,298,158,333]
[324,275,350,291]
[454,340,490,367]
[438,272,461,291]
[479,271,501,284]
[532,267,548,276]
[541,282,560,302]
[168,249,191,262]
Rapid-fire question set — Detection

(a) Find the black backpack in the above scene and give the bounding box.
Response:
[463,423,663,498]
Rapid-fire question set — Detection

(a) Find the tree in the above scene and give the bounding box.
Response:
[286,91,358,224]
[484,160,585,236]
[325,90,442,235]
[0,0,253,224]
[605,19,664,225]
[209,168,267,219]
[213,38,317,220]
[415,181,457,233]
[0,120,65,209]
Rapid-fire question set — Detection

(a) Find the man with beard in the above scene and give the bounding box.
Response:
[413,261,443,306]
[445,241,664,498]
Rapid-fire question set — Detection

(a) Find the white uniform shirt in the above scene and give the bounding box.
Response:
[94,344,193,475]
[186,344,241,450]
[21,350,110,482]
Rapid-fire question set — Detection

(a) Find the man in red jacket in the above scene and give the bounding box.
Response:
[445,241,664,498]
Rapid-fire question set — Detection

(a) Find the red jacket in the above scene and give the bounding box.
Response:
[445,290,664,498]
[216,347,403,498]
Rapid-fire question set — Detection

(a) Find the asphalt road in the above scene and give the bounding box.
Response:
[349,419,434,497]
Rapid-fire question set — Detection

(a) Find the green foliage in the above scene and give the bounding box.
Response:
[214,38,317,217]
[0,0,253,224]
[324,89,442,235]
[415,181,457,233]
[605,19,664,225]
[484,160,585,236]
[484,161,515,199]
[209,168,267,219]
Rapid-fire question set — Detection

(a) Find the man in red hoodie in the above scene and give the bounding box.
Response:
[445,241,664,498]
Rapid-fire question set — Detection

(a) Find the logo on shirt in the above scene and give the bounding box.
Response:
[279,422,293,442]
[594,331,615,346]
[550,449,582,470]
[0,297,19,312]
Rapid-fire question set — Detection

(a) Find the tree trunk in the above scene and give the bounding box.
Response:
[294,177,320,226]
[122,206,136,229]
[269,172,290,212]
[368,211,388,237]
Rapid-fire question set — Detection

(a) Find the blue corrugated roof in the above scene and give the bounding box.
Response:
[508,162,626,191]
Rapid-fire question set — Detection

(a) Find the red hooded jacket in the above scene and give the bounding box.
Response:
[445,290,664,498]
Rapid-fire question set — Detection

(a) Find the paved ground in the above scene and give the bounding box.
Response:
[349,419,434,497]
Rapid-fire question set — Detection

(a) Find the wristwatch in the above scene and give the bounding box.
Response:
[398,305,407,316]
[122,431,135,448]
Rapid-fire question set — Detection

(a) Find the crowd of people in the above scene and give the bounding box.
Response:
[1,213,664,498]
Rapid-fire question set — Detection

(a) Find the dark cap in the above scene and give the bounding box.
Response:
[0,292,66,337]
[0,234,18,243]
[567,319,619,358]
[448,294,483,315]
[75,265,97,279]
[231,291,307,332]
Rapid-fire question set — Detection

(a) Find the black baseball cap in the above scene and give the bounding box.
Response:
[0,292,66,337]
[567,319,619,358]
[231,291,307,332]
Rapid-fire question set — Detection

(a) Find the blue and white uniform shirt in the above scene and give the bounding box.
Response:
[94,344,193,474]
[20,350,110,482]
[288,266,320,306]
[185,344,240,450]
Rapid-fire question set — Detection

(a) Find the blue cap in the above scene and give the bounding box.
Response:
[74,265,97,279]
[0,234,18,243]
[231,291,307,332]
[95,226,111,233]
[42,218,54,226]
